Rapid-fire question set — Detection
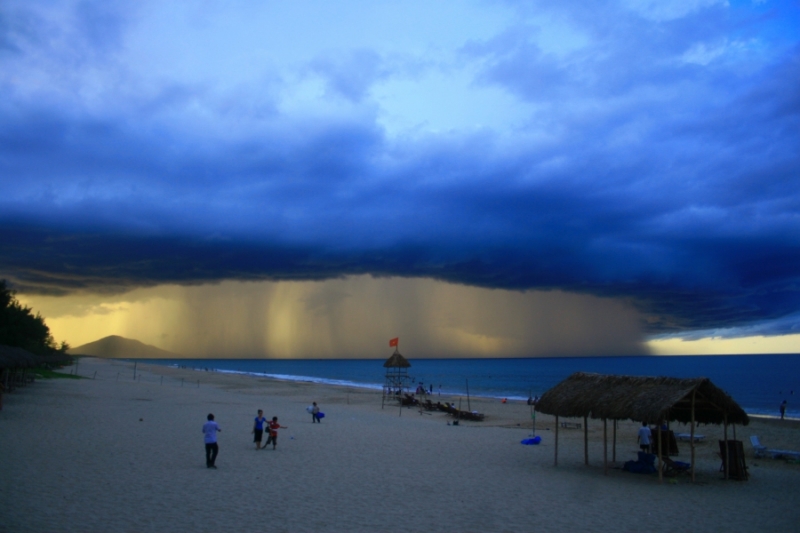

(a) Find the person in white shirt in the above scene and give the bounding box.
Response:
[637,422,651,453]
[203,413,222,468]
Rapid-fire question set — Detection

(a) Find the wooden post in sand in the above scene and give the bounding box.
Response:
[583,416,589,466]
[690,389,696,482]
[554,415,559,466]
[723,413,729,480]
[612,420,617,462]
[603,418,608,475]
[657,424,663,483]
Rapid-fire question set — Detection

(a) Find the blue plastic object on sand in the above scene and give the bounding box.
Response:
[521,436,541,445]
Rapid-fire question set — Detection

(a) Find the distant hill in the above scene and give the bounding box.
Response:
[69,335,183,359]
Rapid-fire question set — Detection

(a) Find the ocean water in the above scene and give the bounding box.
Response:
[140,354,800,418]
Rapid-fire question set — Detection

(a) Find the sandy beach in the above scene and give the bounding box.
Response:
[1,357,799,533]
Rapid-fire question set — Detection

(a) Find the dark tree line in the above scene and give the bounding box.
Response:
[0,280,69,355]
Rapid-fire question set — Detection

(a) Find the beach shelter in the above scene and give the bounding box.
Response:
[535,372,749,482]
[381,349,412,409]
[0,344,72,410]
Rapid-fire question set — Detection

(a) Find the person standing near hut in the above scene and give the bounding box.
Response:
[637,422,651,453]
[202,413,221,468]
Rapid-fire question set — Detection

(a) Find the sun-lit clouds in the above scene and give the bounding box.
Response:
[649,333,800,355]
[1,0,799,354]
[20,277,648,358]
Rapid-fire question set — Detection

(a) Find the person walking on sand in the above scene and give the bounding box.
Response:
[311,402,321,423]
[265,416,287,450]
[203,413,221,468]
[253,409,267,449]
[637,421,651,453]
[780,400,787,420]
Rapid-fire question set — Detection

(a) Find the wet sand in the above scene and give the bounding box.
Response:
[1,357,798,532]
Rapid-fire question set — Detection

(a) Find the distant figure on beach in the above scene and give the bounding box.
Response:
[438,384,441,396]
[637,422,651,453]
[780,400,787,420]
[253,409,266,449]
[203,413,221,468]
[265,416,287,450]
[429,384,433,394]
[311,402,321,423]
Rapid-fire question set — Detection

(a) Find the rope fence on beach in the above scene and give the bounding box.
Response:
[68,362,203,389]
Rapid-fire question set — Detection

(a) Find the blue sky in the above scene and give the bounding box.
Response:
[2,0,799,357]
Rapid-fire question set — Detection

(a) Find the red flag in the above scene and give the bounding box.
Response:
[389,337,399,347]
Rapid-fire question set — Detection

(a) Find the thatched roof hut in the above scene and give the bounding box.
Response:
[0,345,39,370]
[535,372,748,426]
[0,345,72,370]
[535,372,749,482]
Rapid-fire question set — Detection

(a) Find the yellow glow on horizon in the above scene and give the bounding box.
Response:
[648,333,800,355]
[17,276,648,358]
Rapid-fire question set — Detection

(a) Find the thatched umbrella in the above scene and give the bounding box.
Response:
[536,372,749,482]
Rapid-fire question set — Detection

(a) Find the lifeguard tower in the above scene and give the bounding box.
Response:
[381,345,412,409]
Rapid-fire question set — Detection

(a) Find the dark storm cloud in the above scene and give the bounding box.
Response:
[1,0,799,338]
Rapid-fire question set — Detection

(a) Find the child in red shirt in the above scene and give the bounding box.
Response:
[265,416,287,450]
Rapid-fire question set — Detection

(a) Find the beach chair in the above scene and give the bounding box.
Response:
[718,440,748,481]
[751,436,800,460]
[462,410,485,422]
[750,435,767,458]
[767,449,800,460]
[660,456,691,476]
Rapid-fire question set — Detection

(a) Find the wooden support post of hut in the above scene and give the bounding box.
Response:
[612,419,617,463]
[690,389,696,482]
[583,416,589,466]
[554,415,559,466]
[381,349,412,409]
[535,372,750,483]
[657,424,663,483]
[603,418,608,475]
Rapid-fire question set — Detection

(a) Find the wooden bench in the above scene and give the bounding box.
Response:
[560,421,582,430]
